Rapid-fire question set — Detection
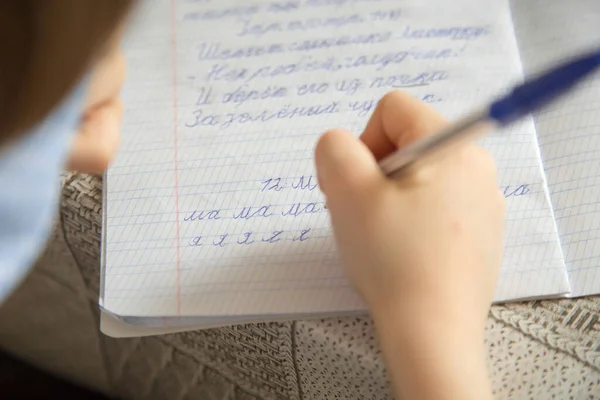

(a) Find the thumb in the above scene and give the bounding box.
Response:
[314,129,386,211]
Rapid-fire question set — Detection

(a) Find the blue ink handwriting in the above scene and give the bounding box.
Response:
[198,32,391,61]
[260,175,318,192]
[263,230,284,243]
[261,177,285,192]
[233,205,274,220]
[238,13,364,37]
[188,227,317,248]
[184,5,260,21]
[184,209,221,221]
[237,232,255,245]
[204,49,455,83]
[222,84,287,107]
[189,236,203,246]
[293,228,311,241]
[401,25,490,41]
[214,234,228,247]
[185,101,340,130]
[348,93,443,117]
[237,8,401,37]
[195,86,214,105]
[183,0,387,21]
[334,78,363,95]
[291,175,318,191]
[502,184,531,198]
[282,202,321,217]
[369,71,448,89]
[183,201,327,223]
[297,82,329,96]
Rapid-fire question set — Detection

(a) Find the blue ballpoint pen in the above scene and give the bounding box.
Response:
[379,49,600,178]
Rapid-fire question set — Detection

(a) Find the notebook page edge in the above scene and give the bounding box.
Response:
[102,0,572,318]
[508,0,600,296]
[506,0,572,296]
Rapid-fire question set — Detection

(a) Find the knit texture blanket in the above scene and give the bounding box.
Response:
[0,173,598,399]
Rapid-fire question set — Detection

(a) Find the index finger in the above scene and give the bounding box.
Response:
[359,90,449,161]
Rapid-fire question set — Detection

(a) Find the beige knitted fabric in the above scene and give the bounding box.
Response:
[0,173,599,399]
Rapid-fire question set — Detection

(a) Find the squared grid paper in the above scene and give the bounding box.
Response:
[102,0,571,319]
[510,0,600,297]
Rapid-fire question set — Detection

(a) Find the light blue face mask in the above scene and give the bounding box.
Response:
[0,79,88,303]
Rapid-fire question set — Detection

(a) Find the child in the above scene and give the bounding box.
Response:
[0,2,504,399]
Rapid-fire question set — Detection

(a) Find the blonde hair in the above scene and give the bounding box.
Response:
[0,0,133,145]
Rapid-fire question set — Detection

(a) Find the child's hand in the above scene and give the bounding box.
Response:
[314,90,504,400]
[66,29,125,174]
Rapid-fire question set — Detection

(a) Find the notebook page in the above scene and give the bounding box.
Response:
[102,0,569,318]
[509,0,600,296]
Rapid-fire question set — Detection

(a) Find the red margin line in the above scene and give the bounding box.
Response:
[169,0,182,315]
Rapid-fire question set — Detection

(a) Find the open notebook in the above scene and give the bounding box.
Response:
[100,0,600,337]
